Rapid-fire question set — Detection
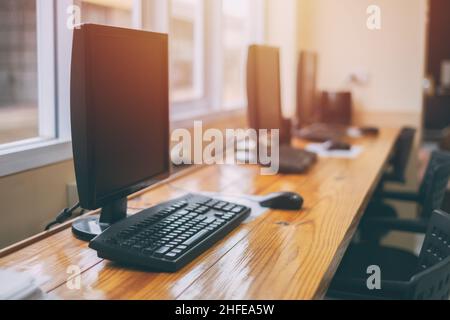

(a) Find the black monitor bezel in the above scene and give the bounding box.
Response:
[71,24,170,210]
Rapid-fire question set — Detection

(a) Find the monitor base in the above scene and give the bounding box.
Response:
[72,197,128,242]
[72,215,111,242]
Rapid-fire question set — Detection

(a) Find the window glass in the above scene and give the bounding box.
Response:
[222,0,252,109]
[80,0,133,28]
[0,0,38,144]
[170,0,204,102]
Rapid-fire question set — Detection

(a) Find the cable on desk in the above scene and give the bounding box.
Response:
[45,202,81,231]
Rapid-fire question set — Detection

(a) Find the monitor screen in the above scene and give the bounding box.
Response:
[71,24,170,209]
[247,45,283,131]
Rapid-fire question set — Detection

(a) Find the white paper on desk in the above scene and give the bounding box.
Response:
[196,192,269,224]
[305,143,364,159]
[0,269,53,300]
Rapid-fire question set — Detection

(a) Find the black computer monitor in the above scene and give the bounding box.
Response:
[70,24,170,240]
[247,45,283,132]
[246,45,290,144]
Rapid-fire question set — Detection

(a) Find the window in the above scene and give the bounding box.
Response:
[0,0,57,150]
[169,0,204,103]
[79,0,133,28]
[0,0,264,176]
[222,0,253,109]
[168,0,264,113]
[0,0,38,145]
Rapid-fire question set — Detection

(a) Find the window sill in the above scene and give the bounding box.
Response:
[171,106,247,129]
[0,139,73,177]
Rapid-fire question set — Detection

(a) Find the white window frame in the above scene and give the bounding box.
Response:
[167,0,265,120]
[221,0,265,110]
[0,0,265,177]
[169,0,205,103]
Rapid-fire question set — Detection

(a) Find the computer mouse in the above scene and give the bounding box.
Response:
[259,192,304,211]
[324,140,352,151]
[359,126,379,135]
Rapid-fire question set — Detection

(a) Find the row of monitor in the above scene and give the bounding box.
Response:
[70,24,309,229]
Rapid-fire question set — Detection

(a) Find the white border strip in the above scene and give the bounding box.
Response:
[0,141,73,177]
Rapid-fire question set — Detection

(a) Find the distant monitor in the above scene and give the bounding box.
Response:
[246,45,318,173]
[296,51,318,128]
[246,45,290,144]
[70,24,170,240]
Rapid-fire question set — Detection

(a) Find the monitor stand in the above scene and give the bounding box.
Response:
[72,198,128,241]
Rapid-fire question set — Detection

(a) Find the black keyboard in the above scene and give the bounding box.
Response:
[89,194,251,272]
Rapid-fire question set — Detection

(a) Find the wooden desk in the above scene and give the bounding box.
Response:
[0,128,399,300]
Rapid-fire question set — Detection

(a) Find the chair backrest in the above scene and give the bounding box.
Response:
[407,210,450,300]
[440,127,450,151]
[317,91,353,126]
[389,127,416,182]
[419,151,450,218]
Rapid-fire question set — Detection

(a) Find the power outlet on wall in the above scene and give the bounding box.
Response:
[347,70,370,86]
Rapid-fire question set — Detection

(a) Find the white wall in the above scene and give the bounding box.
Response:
[297,0,428,114]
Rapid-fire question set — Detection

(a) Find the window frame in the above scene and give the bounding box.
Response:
[169,0,265,118]
[0,0,266,177]
[221,0,266,110]
[169,0,205,104]
[0,0,72,177]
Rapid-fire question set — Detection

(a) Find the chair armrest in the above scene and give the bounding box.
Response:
[363,217,428,234]
[383,172,406,184]
[376,191,420,202]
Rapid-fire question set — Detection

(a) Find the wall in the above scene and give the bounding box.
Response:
[297,0,427,115]
[0,160,75,249]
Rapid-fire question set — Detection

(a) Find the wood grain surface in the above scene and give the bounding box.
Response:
[0,128,399,299]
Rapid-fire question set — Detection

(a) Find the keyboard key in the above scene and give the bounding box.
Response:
[214,202,227,209]
[204,217,216,224]
[206,200,219,207]
[232,206,245,213]
[223,205,235,212]
[183,230,210,246]
[154,246,171,257]
[165,252,178,260]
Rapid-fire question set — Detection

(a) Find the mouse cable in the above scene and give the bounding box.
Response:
[45,202,81,231]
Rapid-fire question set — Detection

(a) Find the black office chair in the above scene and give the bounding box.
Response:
[327,209,450,300]
[382,127,416,185]
[360,150,450,242]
